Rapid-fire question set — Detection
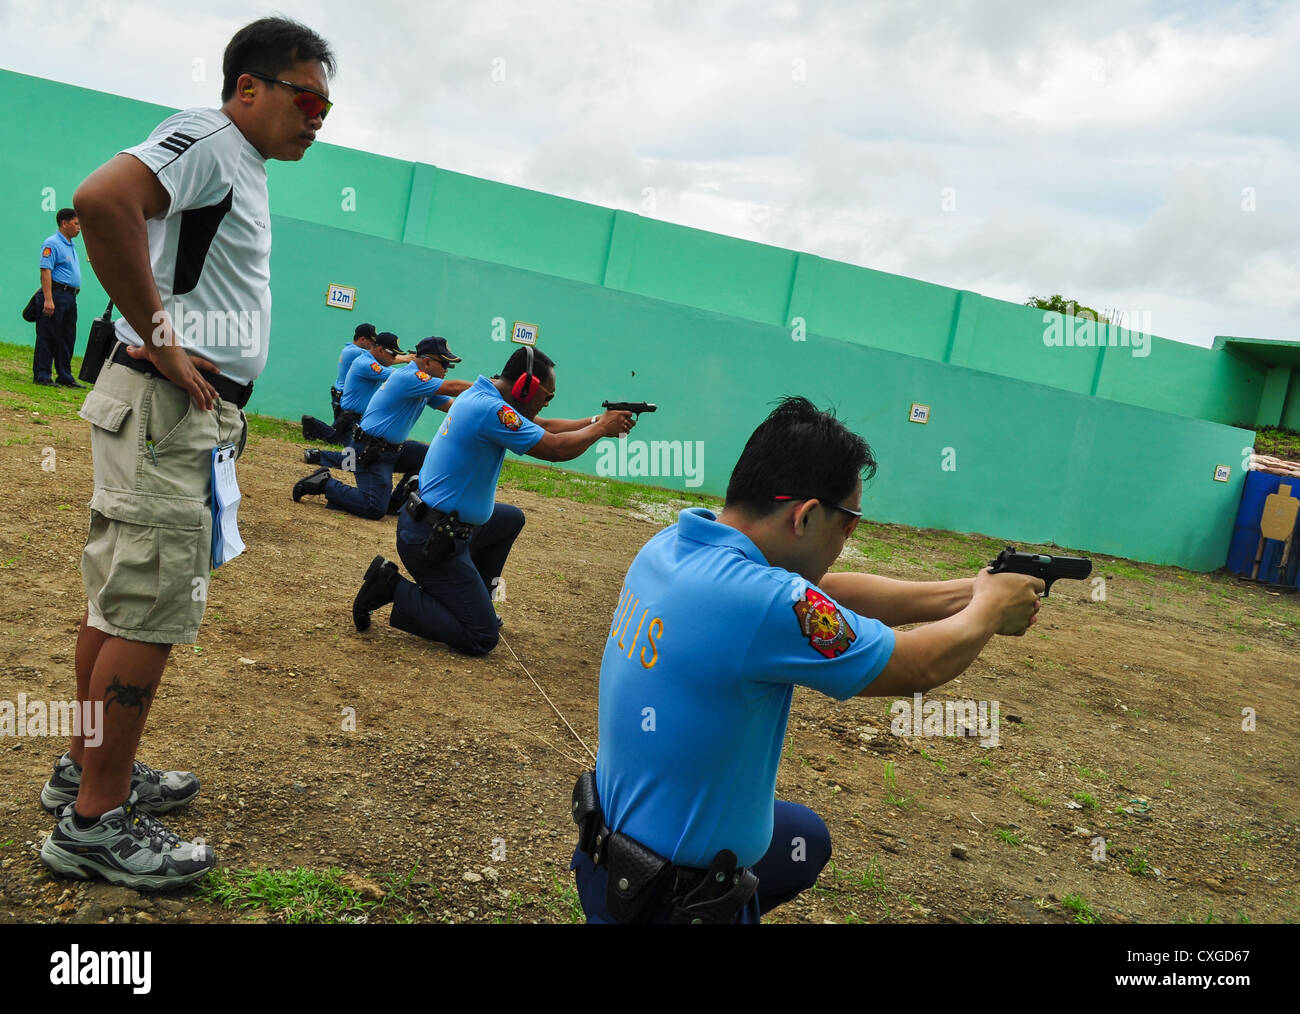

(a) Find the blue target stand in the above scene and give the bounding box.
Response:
[1225,470,1300,590]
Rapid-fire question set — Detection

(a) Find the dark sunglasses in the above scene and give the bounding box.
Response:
[773,495,863,521]
[245,71,333,120]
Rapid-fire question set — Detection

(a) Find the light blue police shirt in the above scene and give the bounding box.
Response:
[359,362,451,444]
[596,508,895,869]
[335,342,367,390]
[417,375,544,526]
[340,350,393,413]
[39,232,81,288]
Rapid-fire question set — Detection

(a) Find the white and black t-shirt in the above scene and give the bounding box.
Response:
[115,108,271,385]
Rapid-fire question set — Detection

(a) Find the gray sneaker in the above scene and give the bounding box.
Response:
[40,792,216,890]
[40,752,200,815]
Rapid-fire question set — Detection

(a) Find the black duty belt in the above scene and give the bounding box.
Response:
[571,770,759,924]
[354,427,403,458]
[404,491,478,538]
[110,342,253,409]
[53,282,79,294]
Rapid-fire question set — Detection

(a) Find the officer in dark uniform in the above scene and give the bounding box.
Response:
[33,209,84,387]
[294,336,470,518]
[301,321,377,444]
[350,346,634,655]
[569,397,1044,923]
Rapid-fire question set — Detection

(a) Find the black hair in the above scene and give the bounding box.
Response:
[725,396,877,516]
[222,16,336,101]
[56,208,77,225]
[500,347,555,387]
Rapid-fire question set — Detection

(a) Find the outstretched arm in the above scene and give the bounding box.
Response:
[819,573,973,627]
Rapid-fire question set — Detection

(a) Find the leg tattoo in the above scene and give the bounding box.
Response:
[104,676,152,716]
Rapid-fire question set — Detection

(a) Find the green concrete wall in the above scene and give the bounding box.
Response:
[1281,377,1300,431]
[252,215,1248,571]
[0,69,1263,569]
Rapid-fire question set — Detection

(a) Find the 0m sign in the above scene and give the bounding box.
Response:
[326,284,357,310]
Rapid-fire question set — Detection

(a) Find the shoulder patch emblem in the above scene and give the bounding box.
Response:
[416,370,431,382]
[42,247,52,257]
[370,362,383,373]
[497,405,522,431]
[792,588,857,659]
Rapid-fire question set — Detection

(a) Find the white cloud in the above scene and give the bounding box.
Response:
[1,0,1296,345]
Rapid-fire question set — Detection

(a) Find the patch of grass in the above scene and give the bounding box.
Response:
[245,412,312,444]
[1127,846,1151,876]
[538,871,585,924]
[198,866,378,924]
[883,761,914,808]
[995,828,1023,847]
[491,891,526,924]
[499,458,719,513]
[1076,766,1106,783]
[0,839,12,850]
[1072,792,1097,809]
[1253,425,1300,460]
[978,757,993,769]
[1013,786,1052,807]
[1224,826,1260,846]
[1175,901,1216,924]
[1106,562,1152,582]
[853,536,894,561]
[1061,893,1098,924]
[918,746,946,771]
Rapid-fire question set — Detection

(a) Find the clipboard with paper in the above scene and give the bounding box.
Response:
[211,442,245,568]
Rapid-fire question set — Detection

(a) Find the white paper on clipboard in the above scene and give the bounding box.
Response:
[211,443,245,567]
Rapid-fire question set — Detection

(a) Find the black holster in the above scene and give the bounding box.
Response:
[667,850,759,924]
[330,387,343,416]
[570,770,757,925]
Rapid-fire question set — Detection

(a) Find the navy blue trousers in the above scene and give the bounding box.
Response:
[33,289,77,383]
[570,801,832,924]
[321,440,428,519]
[390,502,524,655]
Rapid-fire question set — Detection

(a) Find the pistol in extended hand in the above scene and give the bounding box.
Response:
[988,546,1092,597]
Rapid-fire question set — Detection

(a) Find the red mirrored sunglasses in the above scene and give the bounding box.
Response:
[245,71,333,120]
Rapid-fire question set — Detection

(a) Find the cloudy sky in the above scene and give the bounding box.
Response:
[3,0,1297,346]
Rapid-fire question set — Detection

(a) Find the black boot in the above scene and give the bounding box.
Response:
[292,467,330,502]
[353,555,399,632]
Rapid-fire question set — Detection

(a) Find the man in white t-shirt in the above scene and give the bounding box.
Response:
[39,16,336,890]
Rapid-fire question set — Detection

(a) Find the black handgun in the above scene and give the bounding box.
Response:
[988,546,1092,596]
[602,401,657,419]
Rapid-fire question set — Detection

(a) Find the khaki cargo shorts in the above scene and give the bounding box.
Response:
[79,354,247,644]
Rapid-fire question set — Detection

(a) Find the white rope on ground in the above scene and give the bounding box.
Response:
[500,633,597,765]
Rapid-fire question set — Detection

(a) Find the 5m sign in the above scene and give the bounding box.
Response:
[326,284,357,310]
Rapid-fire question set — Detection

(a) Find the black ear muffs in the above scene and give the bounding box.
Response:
[511,345,539,401]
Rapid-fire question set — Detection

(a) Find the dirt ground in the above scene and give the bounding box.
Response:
[1,397,1297,924]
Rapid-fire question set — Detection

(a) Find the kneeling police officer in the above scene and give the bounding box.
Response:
[351,346,633,655]
[294,336,469,518]
[570,397,1044,923]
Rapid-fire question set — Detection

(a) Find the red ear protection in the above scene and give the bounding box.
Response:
[511,344,538,400]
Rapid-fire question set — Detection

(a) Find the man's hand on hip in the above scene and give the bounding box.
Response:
[127,341,222,411]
